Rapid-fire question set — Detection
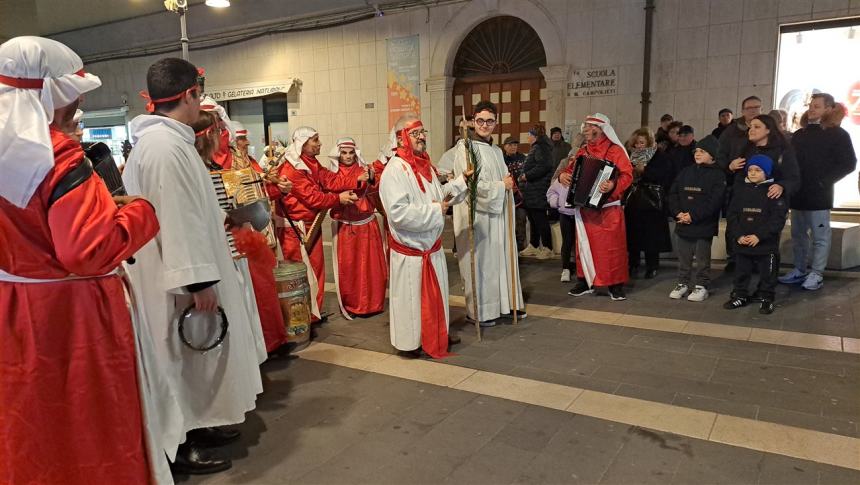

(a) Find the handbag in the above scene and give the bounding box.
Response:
[626,182,664,213]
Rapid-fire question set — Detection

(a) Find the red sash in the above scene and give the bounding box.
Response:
[387,234,449,358]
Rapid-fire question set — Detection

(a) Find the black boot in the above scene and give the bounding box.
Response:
[170,443,232,475]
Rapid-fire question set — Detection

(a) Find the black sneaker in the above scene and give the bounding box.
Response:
[568,280,593,297]
[608,285,626,301]
[759,300,775,315]
[501,310,528,320]
[722,296,748,310]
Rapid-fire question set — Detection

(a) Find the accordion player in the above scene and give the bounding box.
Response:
[565,155,617,209]
[210,168,278,258]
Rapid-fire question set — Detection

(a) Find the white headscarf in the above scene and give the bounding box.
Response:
[0,36,102,208]
[583,113,627,155]
[201,94,235,142]
[325,136,366,172]
[376,127,397,165]
[232,121,248,138]
[284,126,318,172]
[72,109,84,124]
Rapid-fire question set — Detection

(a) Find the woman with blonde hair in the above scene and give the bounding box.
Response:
[624,127,674,279]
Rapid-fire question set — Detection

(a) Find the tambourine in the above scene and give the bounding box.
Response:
[178,305,229,352]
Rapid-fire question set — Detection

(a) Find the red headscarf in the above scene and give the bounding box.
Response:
[395,119,434,192]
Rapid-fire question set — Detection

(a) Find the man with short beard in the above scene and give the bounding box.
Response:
[379,114,472,358]
[275,127,361,320]
[440,100,525,327]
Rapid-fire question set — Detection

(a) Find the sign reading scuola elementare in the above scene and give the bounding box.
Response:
[567,67,618,97]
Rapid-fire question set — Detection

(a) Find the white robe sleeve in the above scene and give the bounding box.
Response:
[440,141,505,214]
[380,162,445,235]
[136,143,223,293]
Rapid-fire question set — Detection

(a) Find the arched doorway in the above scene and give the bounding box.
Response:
[451,16,547,152]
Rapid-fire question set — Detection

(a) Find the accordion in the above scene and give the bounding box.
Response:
[565,155,616,209]
[210,168,278,258]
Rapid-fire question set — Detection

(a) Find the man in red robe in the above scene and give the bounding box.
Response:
[227,121,264,172]
[217,121,289,352]
[327,137,387,318]
[275,126,361,320]
[560,113,633,300]
[0,37,161,485]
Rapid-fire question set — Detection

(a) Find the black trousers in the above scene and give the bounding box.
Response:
[559,213,575,270]
[526,208,553,250]
[732,252,779,301]
[629,249,659,271]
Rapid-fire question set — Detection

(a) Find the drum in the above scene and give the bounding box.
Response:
[273,261,312,350]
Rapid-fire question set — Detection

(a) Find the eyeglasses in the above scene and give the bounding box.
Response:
[474,118,496,127]
[408,129,429,138]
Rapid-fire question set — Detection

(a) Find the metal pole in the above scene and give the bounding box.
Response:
[640,0,655,127]
[179,7,190,60]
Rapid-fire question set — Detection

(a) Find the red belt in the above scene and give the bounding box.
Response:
[387,234,449,359]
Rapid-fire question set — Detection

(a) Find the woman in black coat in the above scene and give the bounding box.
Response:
[728,114,800,201]
[518,124,555,257]
[624,128,673,278]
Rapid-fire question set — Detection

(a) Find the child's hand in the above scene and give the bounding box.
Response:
[737,236,749,246]
[681,212,692,224]
[747,235,760,247]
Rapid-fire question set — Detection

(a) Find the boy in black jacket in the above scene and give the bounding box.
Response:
[667,135,726,301]
[724,155,788,314]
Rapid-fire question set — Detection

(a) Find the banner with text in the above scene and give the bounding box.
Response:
[568,67,618,97]
[387,35,421,129]
[205,79,298,102]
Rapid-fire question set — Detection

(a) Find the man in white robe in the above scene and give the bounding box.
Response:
[123,57,262,474]
[379,114,470,358]
[439,101,525,326]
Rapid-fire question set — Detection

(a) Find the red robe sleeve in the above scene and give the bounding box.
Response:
[318,165,361,193]
[605,145,633,202]
[279,163,341,211]
[48,138,159,276]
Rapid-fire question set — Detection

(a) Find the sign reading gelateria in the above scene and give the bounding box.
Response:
[567,67,618,97]
[205,79,298,102]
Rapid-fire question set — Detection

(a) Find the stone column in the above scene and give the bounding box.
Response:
[425,75,455,161]
[539,64,571,131]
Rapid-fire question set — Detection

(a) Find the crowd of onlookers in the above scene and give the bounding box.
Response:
[505,93,857,315]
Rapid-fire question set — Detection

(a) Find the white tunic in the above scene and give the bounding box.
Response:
[379,156,467,351]
[122,115,263,460]
[439,139,524,321]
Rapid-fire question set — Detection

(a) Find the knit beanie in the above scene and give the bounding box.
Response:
[695,135,719,159]
[746,154,774,178]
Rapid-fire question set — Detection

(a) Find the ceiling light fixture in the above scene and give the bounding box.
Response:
[205,0,231,8]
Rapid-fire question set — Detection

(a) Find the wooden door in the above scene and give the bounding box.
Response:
[452,72,547,153]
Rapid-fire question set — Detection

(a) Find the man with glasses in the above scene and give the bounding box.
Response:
[379,113,472,358]
[439,101,526,328]
[717,95,763,272]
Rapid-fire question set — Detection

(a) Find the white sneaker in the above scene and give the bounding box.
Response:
[687,286,709,302]
[519,245,539,257]
[801,272,823,291]
[536,247,553,260]
[778,268,808,285]
[669,283,689,299]
[560,269,571,282]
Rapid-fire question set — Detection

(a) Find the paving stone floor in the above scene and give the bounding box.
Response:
[180,224,860,484]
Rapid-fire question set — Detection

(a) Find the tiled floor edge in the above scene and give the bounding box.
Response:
[298,342,860,472]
